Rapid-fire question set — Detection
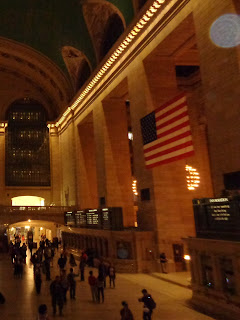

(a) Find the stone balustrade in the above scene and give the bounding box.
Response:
[0,206,74,225]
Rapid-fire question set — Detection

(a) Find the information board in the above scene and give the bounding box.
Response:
[193,197,240,240]
[206,199,232,224]
[64,207,123,231]
[64,211,75,226]
[75,210,87,228]
[101,208,111,230]
[86,209,101,228]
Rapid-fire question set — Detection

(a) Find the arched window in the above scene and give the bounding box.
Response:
[76,60,91,91]
[100,13,124,60]
[5,99,50,186]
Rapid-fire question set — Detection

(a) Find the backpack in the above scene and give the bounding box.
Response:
[146,295,156,310]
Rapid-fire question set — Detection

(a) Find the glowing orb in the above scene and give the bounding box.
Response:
[210,14,240,48]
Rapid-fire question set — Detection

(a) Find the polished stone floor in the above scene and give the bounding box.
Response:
[0,251,215,320]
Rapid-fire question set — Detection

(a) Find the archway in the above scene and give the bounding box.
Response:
[11,196,45,206]
[8,220,59,243]
[100,13,124,60]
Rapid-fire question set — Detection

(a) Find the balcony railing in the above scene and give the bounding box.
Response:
[0,206,76,215]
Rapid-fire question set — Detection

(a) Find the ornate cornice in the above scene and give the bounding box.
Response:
[55,0,190,131]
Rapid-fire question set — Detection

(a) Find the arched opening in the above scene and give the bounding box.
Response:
[5,99,50,186]
[8,220,58,244]
[76,60,91,91]
[11,196,45,207]
[100,13,124,60]
[62,46,92,92]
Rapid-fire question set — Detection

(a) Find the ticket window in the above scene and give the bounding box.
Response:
[201,255,214,289]
[220,258,235,295]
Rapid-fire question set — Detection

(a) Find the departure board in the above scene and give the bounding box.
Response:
[64,207,123,230]
[86,209,101,228]
[206,199,232,224]
[102,208,111,230]
[64,211,75,226]
[75,210,87,227]
[193,197,240,240]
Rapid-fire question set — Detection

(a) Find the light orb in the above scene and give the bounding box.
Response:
[210,14,240,48]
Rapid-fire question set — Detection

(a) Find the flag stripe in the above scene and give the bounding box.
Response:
[156,110,188,130]
[146,145,194,166]
[145,140,193,161]
[145,135,192,157]
[155,102,187,123]
[155,93,186,114]
[141,93,193,168]
[144,127,191,151]
[146,150,194,169]
[157,119,190,138]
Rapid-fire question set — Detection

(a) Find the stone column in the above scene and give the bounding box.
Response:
[59,120,77,206]
[93,103,107,207]
[189,249,200,286]
[128,61,156,231]
[193,0,240,195]
[0,124,6,205]
[211,254,223,292]
[49,126,62,206]
[102,98,135,227]
[76,114,98,208]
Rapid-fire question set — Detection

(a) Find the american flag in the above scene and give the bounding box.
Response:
[141,93,194,169]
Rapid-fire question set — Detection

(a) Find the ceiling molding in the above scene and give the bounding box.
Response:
[0,37,73,115]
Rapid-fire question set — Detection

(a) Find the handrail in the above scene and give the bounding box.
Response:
[0,206,76,214]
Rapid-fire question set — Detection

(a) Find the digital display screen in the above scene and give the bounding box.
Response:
[64,207,123,231]
[193,197,240,240]
[75,210,86,227]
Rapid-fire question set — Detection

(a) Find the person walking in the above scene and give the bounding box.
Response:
[108,263,116,288]
[58,254,67,275]
[69,254,77,267]
[98,259,107,288]
[44,257,51,281]
[138,289,156,320]
[67,268,79,300]
[88,271,97,302]
[29,241,33,257]
[35,267,42,294]
[50,245,55,267]
[79,256,86,281]
[60,270,69,303]
[120,301,134,320]
[160,252,168,273]
[21,243,27,263]
[96,274,104,303]
[37,304,50,320]
[50,276,64,316]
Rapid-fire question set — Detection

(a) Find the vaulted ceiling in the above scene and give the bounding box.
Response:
[0,0,138,120]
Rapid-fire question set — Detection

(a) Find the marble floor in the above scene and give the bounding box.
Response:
[0,251,215,320]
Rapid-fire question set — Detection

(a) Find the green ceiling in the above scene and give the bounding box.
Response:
[0,0,134,73]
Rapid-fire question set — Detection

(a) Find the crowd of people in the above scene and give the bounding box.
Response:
[1,238,157,320]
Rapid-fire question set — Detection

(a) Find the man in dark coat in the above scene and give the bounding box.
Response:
[120,301,134,320]
[50,276,64,316]
[58,254,67,274]
[138,289,156,320]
